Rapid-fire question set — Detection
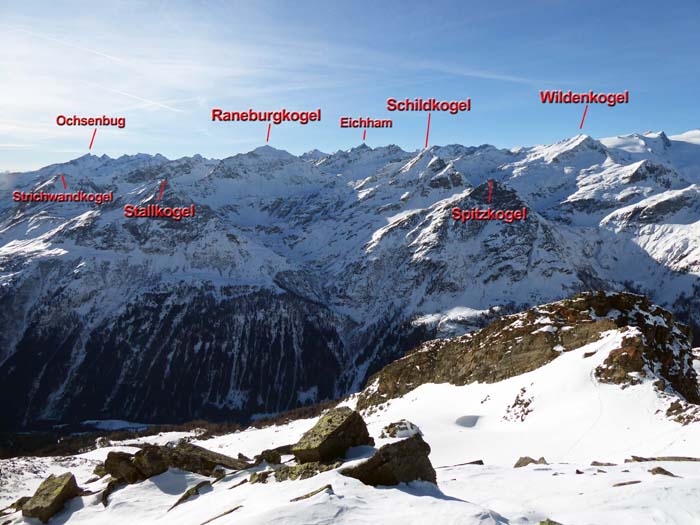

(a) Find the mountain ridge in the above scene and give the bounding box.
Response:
[2,130,700,430]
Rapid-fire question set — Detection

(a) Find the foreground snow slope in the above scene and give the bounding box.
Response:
[3,297,700,524]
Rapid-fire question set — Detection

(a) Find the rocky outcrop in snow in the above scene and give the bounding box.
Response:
[356,292,699,411]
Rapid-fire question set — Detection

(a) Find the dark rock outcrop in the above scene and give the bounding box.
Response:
[253,449,282,466]
[341,434,436,486]
[168,480,212,511]
[92,463,108,478]
[168,442,252,475]
[649,466,679,477]
[514,456,548,468]
[290,484,333,502]
[105,451,143,484]
[249,471,270,484]
[292,407,373,463]
[101,442,251,485]
[356,293,699,410]
[591,461,616,467]
[133,445,170,478]
[593,295,699,404]
[613,480,642,487]
[21,472,80,523]
[625,455,700,463]
[14,496,30,510]
[274,461,342,482]
[100,477,124,507]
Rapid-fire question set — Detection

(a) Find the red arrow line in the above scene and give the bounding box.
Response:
[487,179,493,204]
[579,104,589,129]
[89,128,97,149]
[425,112,431,149]
[158,179,166,201]
[266,123,271,143]
[362,129,367,141]
[61,174,67,189]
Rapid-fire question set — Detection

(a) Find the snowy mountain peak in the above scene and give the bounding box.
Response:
[249,145,296,160]
[530,134,607,164]
[300,149,328,162]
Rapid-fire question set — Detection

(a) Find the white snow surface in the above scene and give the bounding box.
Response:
[3,327,700,524]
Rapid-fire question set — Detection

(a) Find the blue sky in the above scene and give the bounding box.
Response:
[1,0,699,171]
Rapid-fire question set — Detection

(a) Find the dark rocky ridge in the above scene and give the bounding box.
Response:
[357,292,698,410]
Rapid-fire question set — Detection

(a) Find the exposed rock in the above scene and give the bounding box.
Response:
[649,466,680,477]
[503,387,534,422]
[92,463,107,478]
[168,480,211,511]
[237,452,251,462]
[21,472,80,523]
[341,434,436,486]
[613,480,642,487]
[274,461,342,482]
[100,477,124,507]
[591,461,616,466]
[253,448,282,466]
[292,407,373,463]
[0,496,30,515]
[250,471,270,484]
[133,445,170,478]
[592,296,699,403]
[104,451,143,484]
[434,459,485,468]
[227,478,249,491]
[290,484,333,502]
[13,496,30,510]
[169,442,251,476]
[595,338,645,386]
[273,444,294,456]
[211,468,226,483]
[514,456,548,468]
[100,442,250,485]
[539,520,564,525]
[199,505,243,525]
[356,293,700,410]
[625,455,700,463]
[379,419,422,439]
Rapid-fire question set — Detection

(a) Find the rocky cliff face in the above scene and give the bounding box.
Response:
[2,131,700,429]
[356,292,698,410]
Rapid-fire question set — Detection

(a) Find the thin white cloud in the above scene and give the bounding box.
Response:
[0,24,126,64]
[100,86,185,113]
[0,143,32,149]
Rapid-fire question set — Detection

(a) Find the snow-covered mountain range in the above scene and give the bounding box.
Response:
[2,130,700,430]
